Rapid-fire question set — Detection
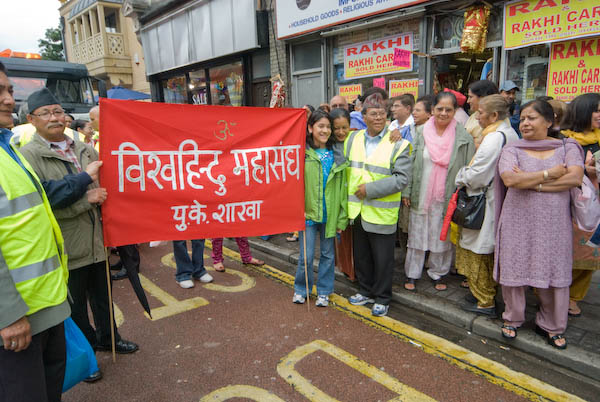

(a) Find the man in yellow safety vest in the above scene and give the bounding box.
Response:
[0,61,70,402]
[345,92,412,317]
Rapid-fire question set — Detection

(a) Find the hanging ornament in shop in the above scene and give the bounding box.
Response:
[460,5,490,54]
[269,74,286,108]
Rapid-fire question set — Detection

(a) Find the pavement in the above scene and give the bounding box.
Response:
[62,242,588,401]
[239,233,600,382]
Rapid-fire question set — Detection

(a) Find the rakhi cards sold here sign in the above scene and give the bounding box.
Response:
[344,33,413,80]
[503,0,600,50]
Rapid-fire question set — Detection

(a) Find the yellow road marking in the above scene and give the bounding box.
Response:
[278,339,437,402]
[199,385,286,401]
[139,273,209,321]
[218,243,585,402]
[160,252,256,293]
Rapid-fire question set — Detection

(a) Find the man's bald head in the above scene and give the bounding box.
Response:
[89,106,99,131]
[329,95,349,111]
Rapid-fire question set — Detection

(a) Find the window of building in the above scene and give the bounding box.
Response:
[292,41,322,72]
[189,69,208,105]
[104,8,119,33]
[209,61,244,106]
[162,76,187,104]
[505,44,550,105]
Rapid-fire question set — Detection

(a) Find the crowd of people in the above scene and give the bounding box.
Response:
[1,55,600,401]
[291,81,599,352]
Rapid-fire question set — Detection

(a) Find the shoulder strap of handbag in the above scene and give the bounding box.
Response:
[483,131,507,190]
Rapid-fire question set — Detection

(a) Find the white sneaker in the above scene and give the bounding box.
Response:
[292,293,306,304]
[198,273,214,283]
[178,279,194,289]
[315,295,329,307]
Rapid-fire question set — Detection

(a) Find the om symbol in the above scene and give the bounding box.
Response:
[214,120,237,141]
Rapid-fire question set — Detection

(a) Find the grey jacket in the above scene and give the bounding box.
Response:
[405,123,475,211]
[21,134,105,270]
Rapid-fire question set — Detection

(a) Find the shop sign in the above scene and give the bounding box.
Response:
[339,84,362,102]
[275,0,427,39]
[373,77,386,89]
[546,37,600,102]
[344,33,413,80]
[389,79,419,99]
[503,0,600,50]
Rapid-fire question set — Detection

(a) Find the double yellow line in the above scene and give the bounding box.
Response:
[213,241,585,402]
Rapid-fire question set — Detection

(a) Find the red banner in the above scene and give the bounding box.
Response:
[99,99,306,247]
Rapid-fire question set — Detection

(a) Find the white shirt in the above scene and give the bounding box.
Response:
[389,115,414,132]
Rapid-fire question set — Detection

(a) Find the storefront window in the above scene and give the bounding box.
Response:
[505,45,549,105]
[189,69,208,105]
[293,41,322,71]
[162,76,187,104]
[331,20,420,101]
[209,61,244,106]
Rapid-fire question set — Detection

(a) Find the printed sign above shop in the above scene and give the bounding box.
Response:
[275,0,427,39]
[546,37,600,102]
[389,79,419,99]
[344,33,413,80]
[503,0,600,50]
[339,84,362,102]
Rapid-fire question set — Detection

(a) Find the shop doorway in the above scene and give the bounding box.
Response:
[252,80,271,107]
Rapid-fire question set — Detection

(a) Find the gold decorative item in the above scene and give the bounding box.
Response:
[460,5,490,54]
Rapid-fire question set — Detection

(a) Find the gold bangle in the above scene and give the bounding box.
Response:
[543,170,549,181]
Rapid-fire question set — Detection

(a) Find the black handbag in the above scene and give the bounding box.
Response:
[452,132,507,230]
[452,188,486,229]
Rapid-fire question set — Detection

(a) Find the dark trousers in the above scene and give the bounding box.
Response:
[68,262,120,348]
[0,322,66,402]
[352,215,396,305]
[116,244,140,273]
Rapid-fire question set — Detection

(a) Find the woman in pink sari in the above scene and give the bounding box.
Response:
[403,92,475,291]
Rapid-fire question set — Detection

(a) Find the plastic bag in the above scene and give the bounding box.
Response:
[62,317,98,392]
[571,175,600,231]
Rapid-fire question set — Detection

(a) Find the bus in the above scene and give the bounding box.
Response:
[1,56,105,120]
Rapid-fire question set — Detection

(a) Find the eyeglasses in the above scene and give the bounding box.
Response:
[366,111,387,119]
[31,109,65,120]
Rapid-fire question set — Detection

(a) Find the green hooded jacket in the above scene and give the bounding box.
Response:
[303,144,349,238]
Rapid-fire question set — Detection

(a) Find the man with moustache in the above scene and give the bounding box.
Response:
[20,88,138,383]
[0,62,70,401]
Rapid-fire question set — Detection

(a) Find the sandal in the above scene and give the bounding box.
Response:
[460,279,469,289]
[568,301,582,317]
[501,323,517,339]
[535,325,567,349]
[244,258,264,266]
[286,233,299,242]
[213,262,225,272]
[404,278,416,291]
[431,278,447,291]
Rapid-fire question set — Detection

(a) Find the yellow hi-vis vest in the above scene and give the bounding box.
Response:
[345,129,411,225]
[0,145,68,315]
[10,124,83,148]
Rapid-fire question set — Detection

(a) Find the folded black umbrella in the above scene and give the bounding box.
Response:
[115,245,152,318]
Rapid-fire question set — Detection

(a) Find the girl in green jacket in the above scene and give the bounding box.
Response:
[293,110,348,307]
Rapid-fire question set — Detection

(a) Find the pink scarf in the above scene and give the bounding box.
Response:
[422,116,456,211]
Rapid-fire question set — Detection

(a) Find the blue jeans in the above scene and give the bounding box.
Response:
[173,239,206,282]
[294,223,335,297]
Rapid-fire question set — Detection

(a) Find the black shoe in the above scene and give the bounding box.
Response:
[96,339,139,354]
[83,369,103,383]
[460,300,497,317]
[464,293,477,304]
[111,267,128,281]
[110,260,123,271]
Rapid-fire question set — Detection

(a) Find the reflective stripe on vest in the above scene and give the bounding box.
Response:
[345,129,410,225]
[0,145,68,315]
[0,191,43,218]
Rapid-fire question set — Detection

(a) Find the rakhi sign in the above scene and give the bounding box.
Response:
[99,99,306,247]
[503,0,600,50]
[547,37,600,102]
[344,33,413,80]
[339,84,362,103]
[389,79,419,99]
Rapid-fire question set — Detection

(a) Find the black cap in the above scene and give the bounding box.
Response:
[27,88,60,114]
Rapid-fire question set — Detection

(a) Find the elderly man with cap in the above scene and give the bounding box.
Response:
[20,88,139,383]
[499,80,521,136]
[0,62,71,402]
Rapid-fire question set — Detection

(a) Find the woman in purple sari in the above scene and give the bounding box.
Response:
[494,100,584,349]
